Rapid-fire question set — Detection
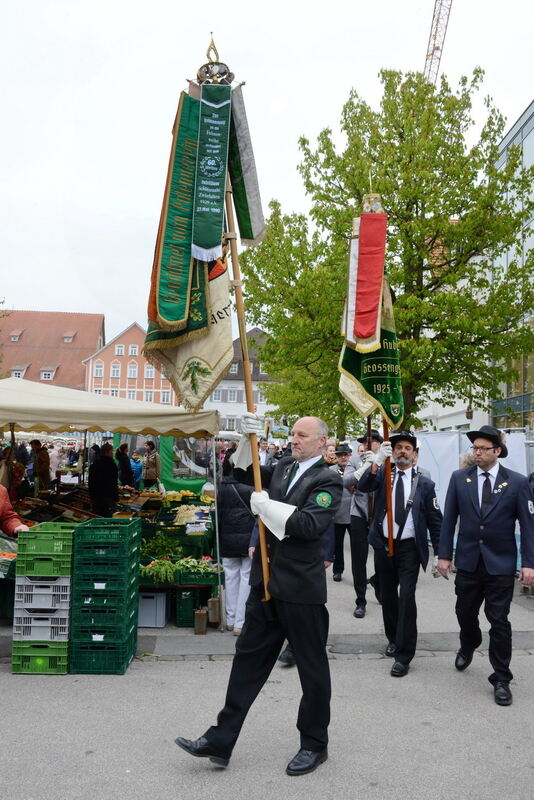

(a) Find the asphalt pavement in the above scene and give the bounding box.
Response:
[1,549,534,800]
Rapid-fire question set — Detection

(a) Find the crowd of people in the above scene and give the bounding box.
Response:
[0,438,161,517]
[177,415,534,778]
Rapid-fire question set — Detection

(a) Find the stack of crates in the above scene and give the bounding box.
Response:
[12,523,74,674]
[70,518,141,675]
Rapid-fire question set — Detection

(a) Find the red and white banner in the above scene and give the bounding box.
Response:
[342,212,387,353]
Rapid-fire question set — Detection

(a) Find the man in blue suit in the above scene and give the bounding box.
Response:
[437,425,534,706]
[358,431,442,677]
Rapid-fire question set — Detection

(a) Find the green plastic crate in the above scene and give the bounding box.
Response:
[76,517,141,536]
[12,640,69,674]
[17,529,73,558]
[71,587,138,620]
[15,552,72,578]
[70,609,138,643]
[69,628,137,674]
[72,574,139,608]
[72,564,139,594]
[177,570,221,586]
[176,588,200,627]
[72,550,140,578]
[29,522,76,534]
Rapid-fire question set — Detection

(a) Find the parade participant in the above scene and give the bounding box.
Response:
[331,443,353,583]
[437,425,534,706]
[325,439,338,465]
[359,431,442,675]
[176,415,342,776]
[0,484,29,536]
[342,429,383,615]
[88,443,119,516]
[258,438,274,467]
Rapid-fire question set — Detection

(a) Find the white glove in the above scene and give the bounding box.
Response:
[231,413,263,470]
[241,412,264,437]
[431,555,440,578]
[250,490,297,540]
[374,441,392,466]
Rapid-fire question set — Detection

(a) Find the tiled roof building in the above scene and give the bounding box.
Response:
[0,310,105,390]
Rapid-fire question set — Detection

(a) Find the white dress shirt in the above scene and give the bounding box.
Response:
[477,462,499,506]
[287,455,322,492]
[391,467,416,541]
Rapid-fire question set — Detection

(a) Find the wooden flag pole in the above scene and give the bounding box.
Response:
[382,419,394,557]
[224,180,271,602]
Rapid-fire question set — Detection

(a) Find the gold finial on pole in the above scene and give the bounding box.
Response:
[206,33,219,64]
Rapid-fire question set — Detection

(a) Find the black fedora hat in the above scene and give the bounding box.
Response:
[389,430,418,449]
[466,425,508,458]
[335,443,352,455]
[357,429,384,444]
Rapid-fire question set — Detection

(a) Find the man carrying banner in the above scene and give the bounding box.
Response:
[175,414,342,776]
[358,431,442,676]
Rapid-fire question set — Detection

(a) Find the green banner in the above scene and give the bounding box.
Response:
[191,84,232,262]
[152,92,200,330]
[145,259,209,351]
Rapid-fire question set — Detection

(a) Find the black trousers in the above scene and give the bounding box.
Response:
[348,515,369,607]
[455,558,515,683]
[333,522,350,574]
[375,538,420,664]
[204,587,331,758]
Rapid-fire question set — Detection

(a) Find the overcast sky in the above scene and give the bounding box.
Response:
[1,0,533,342]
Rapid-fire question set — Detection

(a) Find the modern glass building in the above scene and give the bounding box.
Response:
[491,100,534,432]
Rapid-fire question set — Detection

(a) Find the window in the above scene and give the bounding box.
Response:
[63,336,73,343]
[111,363,120,378]
[40,370,53,380]
[115,345,124,356]
[212,389,222,401]
[127,390,136,400]
[127,363,138,379]
[226,418,236,431]
[129,344,138,356]
[11,369,24,379]
[229,363,238,374]
[145,364,154,379]
[110,389,119,398]
[94,363,103,378]
[94,388,102,395]
[228,389,237,402]
[161,391,170,404]
[145,390,153,402]
[258,392,266,403]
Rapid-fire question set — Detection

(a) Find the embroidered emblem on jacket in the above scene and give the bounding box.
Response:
[315,492,332,508]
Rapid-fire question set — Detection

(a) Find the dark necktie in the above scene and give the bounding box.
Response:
[285,461,299,494]
[394,471,405,527]
[481,471,492,516]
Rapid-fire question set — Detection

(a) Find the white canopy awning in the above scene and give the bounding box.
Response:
[0,378,219,439]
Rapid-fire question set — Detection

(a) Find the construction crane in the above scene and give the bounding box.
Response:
[423,0,453,83]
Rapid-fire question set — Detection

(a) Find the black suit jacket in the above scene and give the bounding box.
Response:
[438,464,534,575]
[358,465,442,570]
[250,456,342,604]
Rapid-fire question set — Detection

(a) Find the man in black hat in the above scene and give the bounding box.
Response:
[437,425,534,706]
[358,431,442,675]
[330,443,353,583]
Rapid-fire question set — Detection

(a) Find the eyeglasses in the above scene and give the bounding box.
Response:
[470,445,496,453]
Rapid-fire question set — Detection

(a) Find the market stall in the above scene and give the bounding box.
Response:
[0,378,225,670]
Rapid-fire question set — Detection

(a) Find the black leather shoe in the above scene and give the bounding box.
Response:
[278,645,296,666]
[385,642,397,658]
[494,681,513,706]
[353,606,366,619]
[286,748,328,776]
[333,573,342,582]
[454,649,474,671]
[390,661,409,677]
[174,736,229,767]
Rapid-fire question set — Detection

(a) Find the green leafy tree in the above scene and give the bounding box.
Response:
[241,69,534,430]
